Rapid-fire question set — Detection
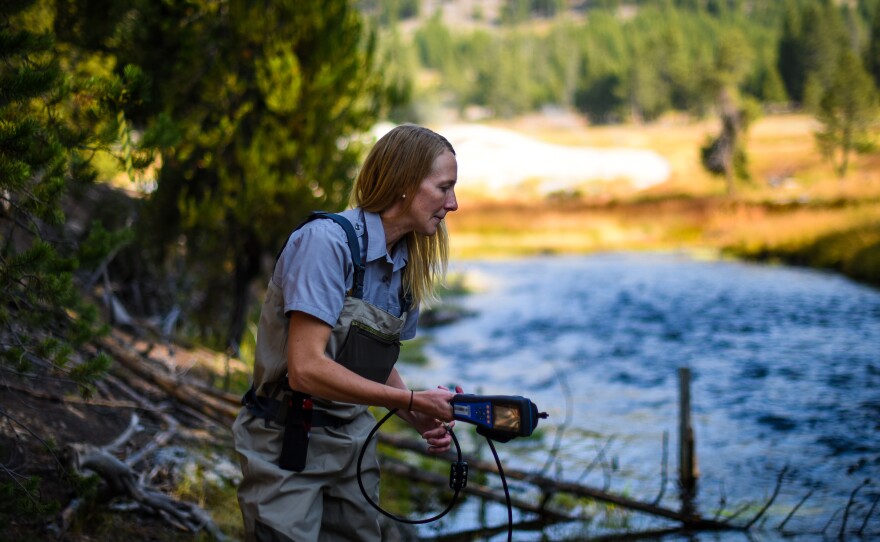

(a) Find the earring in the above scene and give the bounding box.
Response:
[401,194,406,199]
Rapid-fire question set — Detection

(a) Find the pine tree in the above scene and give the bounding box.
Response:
[866,0,880,87]
[815,48,878,178]
[700,28,757,194]
[114,0,387,349]
[0,0,123,395]
[777,0,806,104]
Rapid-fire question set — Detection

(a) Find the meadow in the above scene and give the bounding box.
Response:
[443,113,880,288]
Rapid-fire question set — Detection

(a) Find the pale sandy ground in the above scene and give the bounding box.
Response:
[440,123,671,194]
[373,121,672,198]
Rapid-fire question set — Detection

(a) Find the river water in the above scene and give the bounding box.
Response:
[400,252,880,541]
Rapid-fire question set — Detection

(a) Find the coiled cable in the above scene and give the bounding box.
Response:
[357,408,515,541]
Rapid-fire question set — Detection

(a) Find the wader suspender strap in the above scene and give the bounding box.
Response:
[274,211,365,299]
[312,212,365,300]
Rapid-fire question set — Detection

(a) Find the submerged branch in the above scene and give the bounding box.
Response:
[777,489,814,531]
[744,465,788,529]
[840,478,870,539]
[858,491,879,536]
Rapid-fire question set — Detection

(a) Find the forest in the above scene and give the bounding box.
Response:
[2,0,879,540]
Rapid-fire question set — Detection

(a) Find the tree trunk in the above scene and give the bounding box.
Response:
[226,231,263,353]
[718,87,741,195]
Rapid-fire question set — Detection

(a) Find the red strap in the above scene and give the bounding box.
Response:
[303,398,314,431]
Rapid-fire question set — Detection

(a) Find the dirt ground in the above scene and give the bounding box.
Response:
[0,332,242,541]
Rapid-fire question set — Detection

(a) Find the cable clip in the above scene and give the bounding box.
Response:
[449,461,468,490]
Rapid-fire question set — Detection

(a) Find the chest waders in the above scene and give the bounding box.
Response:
[234,212,408,541]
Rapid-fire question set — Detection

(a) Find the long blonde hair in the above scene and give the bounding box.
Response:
[351,124,455,307]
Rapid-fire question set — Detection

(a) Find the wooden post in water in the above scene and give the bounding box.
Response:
[678,367,698,502]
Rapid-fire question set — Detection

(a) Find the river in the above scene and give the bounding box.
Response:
[400,252,880,541]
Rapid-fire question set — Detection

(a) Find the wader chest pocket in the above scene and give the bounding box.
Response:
[337,320,400,384]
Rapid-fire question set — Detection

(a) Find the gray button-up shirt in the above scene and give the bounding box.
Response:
[273,208,419,340]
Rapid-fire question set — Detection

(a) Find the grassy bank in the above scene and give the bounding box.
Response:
[445,113,880,289]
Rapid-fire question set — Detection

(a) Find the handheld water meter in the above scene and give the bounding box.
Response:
[451,394,548,442]
[357,391,549,542]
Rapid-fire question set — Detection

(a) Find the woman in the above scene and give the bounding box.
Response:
[233,124,462,541]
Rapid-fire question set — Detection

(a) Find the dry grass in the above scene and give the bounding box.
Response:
[482,112,880,200]
[446,112,880,282]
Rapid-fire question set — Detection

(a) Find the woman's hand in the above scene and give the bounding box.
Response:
[409,385,463,454]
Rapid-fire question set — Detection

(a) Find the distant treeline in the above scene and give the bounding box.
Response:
[362,0,880,123]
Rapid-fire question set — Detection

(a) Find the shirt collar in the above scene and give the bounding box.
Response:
[363,209,408,271]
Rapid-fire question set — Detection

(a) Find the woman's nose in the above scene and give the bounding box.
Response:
[446,190,458,212]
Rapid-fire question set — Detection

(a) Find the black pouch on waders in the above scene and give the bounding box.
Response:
[335,320,401,386]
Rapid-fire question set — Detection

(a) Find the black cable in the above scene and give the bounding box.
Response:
[356,408,464,524]
[357,408,516,540]
[487,437,513,542]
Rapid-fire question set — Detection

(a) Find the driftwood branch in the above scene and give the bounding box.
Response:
[62,443,227,541]
[47,358,228,541]
[1,378,145,410]
[577,435,616,484]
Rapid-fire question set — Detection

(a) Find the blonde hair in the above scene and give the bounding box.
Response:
[351,124,455,307]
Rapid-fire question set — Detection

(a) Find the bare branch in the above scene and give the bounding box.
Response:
[857,490,879,536]
[103,413,141,455]
[0,462,44,508]
[821,508,842,535]
[577,435,616,484]
[725,501,754,523]
[537,360,573,478]
[713,481,729,521]
[839,478,870,539]
[0,406,65,470]
[777,489,814,531]
[652,430,669,506]
[744,465,788,529]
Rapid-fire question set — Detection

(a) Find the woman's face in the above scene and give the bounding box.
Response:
[406,150,458,236]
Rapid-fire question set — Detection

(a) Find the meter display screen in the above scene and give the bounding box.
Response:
[492,404,521,431]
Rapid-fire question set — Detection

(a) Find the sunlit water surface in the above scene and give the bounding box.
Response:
[399,253,880,541]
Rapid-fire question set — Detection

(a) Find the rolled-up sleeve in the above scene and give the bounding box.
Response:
[273,221,351,327]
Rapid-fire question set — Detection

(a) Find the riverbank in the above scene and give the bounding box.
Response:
[442,113,880,289]
[447,195,880,288]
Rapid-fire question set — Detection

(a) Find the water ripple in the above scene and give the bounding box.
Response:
[407,253,880,538]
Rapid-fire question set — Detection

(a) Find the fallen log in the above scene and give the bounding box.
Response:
[377,432,736,531]
[381,461,574,522]
[98,334,239,422]
[430,518,553,542]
